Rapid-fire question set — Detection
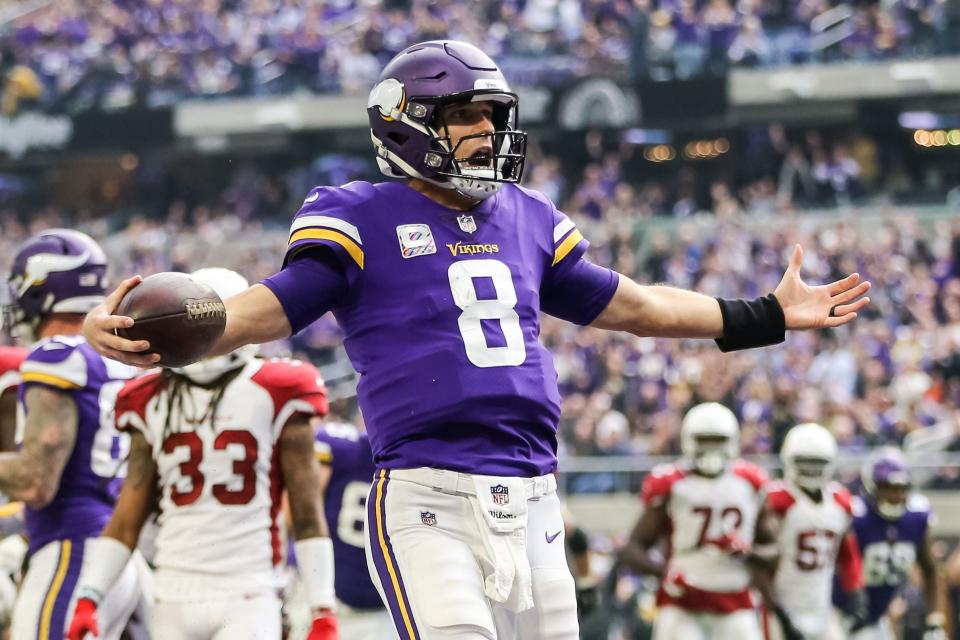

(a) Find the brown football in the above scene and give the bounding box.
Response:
[116,272,226,368]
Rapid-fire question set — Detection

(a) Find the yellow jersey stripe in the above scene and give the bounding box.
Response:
[552,229,584,266]
[21,372,81,390]
[316,451,333,463]
[39,540,71,640]
[376,471,417,639]
[289,228,365,270]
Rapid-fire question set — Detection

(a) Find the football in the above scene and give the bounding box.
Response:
[116,272,227,368]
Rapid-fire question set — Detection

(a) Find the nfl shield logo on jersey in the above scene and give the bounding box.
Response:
[490,484,509,505]
[397,224,437,259]
[421,511,437,526]
[457,214,477,233]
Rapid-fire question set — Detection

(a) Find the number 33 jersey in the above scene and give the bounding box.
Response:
[115,358,328,589]
[281,181,598,477]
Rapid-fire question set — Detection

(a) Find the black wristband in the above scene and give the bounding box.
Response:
[714,294,786,352]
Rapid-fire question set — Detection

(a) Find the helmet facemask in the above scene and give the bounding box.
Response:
[688,434,733,477]
[786,455,834,491]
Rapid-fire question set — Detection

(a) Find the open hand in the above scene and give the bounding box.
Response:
[774,244,871,330]
[82,276,160,368]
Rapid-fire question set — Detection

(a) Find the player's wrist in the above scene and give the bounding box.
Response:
[714,294,786,352]
[295,537,336,611]
[75,587,103,606]
[77,537,132,603]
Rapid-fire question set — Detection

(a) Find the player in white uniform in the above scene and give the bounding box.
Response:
[751,423,867,640]
[620,403,768,640]
[65,269,339,640]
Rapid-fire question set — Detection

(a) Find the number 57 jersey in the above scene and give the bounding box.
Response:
[114,358,328,594]
[277,181,607,477]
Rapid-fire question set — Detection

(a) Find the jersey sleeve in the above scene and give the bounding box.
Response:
[19,341,89,393]
[763,481,796,516]
[251,359,329,440]
[115,372,166,445]
[0,347,26,395]
[836,530,864,592]
[831,484,854,515]
[548,206,589,274]
[283,185,366,276]
[641,464,684,508]
[732,460,768,493]
[314,423,360,468]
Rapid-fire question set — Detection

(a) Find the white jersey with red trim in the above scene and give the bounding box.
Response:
[767,480,853,638]
[642,460,767,612]
[0,346,26,396]
[115,358,328,598]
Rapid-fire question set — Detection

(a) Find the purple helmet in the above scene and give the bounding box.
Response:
[367,40,527,200]
[4,229,107,340]
[861,446,911,519]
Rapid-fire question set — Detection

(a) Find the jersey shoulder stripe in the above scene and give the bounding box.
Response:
[285,183,374,270]
[21,340,90,390]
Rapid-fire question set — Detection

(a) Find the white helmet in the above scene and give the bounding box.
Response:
[172,268,258,384]
[681,403,739,476]
[781,423,838,491]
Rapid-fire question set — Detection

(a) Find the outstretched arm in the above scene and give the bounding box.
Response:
[0,386,77,508]
[592,244,870,341]
[83,276,292,367]
[618,503,668,578]
[101,431,158,548]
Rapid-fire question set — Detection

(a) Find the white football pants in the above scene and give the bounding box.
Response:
[364,468,579,640]
[11,538,148,640]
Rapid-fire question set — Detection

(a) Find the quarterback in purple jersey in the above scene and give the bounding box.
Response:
[0,230,147,640]
[84,41,870,639]
[836,448,947,640]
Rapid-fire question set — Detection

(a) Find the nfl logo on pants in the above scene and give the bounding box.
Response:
[490,484,509,505]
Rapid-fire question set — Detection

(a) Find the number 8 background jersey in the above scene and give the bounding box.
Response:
[114,358,328,593]
[272,181,615,477]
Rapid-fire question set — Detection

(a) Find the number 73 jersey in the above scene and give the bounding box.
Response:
[115,358,328,589]
[282,181,593,477]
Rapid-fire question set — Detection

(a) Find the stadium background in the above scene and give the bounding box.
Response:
[4,0,960,637]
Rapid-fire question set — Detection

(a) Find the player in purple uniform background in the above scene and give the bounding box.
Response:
[84,41,871,639]
[1,230,148,640]
[836,448,947,640]
[310,421,391,639]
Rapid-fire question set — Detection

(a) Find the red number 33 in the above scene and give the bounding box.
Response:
[163,430,258,506]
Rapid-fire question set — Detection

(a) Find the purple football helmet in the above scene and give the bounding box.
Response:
[4,229,107,340]
[861,446,911,519]
[367,40,527,200]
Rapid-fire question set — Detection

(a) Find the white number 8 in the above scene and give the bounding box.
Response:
[447,260,527,368]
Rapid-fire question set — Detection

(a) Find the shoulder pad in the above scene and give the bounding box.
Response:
[851,494,868,517]
[251,358,328,421]
[0,347,26,374]
[732,460,768,491]
[21,339,90,390]
[830,483,854,514]
[642,464,685,507]
[906,493,931,514]
[764,481,796,515]
[115,372,166,430]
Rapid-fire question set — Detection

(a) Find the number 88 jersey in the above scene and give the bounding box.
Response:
[277,181,608,478]
[115,358,328,590]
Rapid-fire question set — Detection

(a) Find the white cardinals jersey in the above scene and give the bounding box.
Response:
[765,481,853,638]
[114,358,328,598]
[642,461,767,613]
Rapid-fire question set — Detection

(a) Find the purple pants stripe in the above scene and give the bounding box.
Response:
[49,540,84,639]
[367,470,420,640]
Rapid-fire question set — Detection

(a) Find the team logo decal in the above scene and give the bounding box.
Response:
[490,484,510,505]
[420,511,437,526]
[397,224,437,259]
[457,214,477,234]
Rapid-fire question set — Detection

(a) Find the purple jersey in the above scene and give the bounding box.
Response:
[841,493,931,624]
[273,181,615,477]
[314,423,381,610]
[18,336,137,554]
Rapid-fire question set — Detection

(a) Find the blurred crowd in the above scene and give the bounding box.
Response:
[0,0,957,115]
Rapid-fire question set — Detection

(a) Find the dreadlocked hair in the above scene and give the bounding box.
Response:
[160,365,246,443]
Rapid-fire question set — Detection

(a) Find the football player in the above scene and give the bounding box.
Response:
[619,403,768,639]
[288,420,391,639]
[836,447,947,640]
[751,423,866,640]
[1,230,147,640]
[83,41,870,639]
[66,268,338,640]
